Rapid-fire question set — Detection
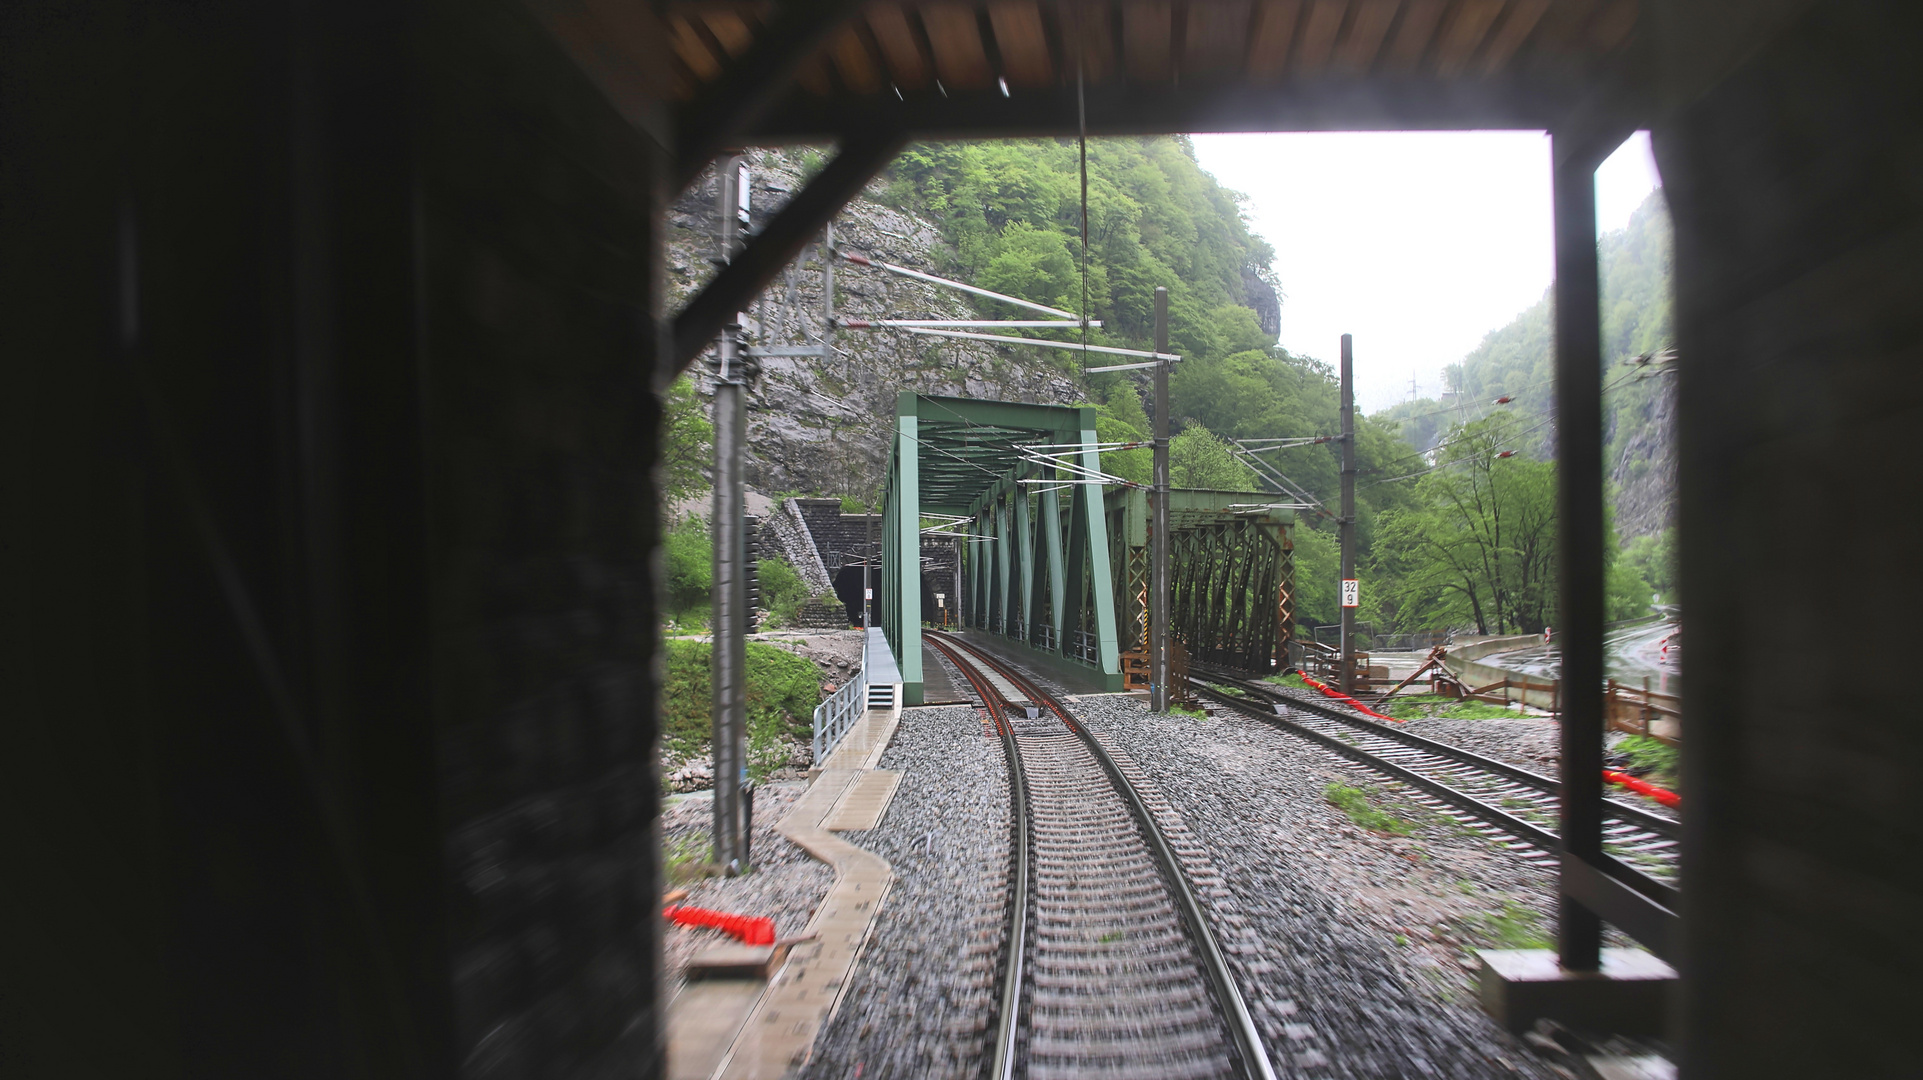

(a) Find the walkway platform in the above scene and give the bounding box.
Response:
[861,626,900,684]
[682,693,903,1079]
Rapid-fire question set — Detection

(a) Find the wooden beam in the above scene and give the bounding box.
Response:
[667,130,906,380]
[740,70,1604,140]
[672,0,869,192]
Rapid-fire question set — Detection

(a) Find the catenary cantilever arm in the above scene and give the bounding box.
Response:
[667,130,907,382]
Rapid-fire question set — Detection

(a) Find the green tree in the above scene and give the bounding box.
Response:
[1289,523,1340,626]
[1371,417,1558,634]
[660,375,713,505]
[1167,425,1257,489]
[663,515,711,622]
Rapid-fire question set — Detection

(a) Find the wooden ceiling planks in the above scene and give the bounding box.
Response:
[1480,0,1552,75]
[1432,0,1507,77]
[1068,1,1120,83]
[1334,0,1400,73]
[921,2,997,88]
[1123,0,1174,83]
[698,7,757,57]
[987,2,1055,87]
[655,0,1648,139]
[1183,0,1253,81]
[671,14,727,80]
[1380,0,1447,72]
[829,22,887,92]
[1585,0,1638,50]
[1293,0,1350,76]
[865,3,935,88]
[1245,0,1303,81]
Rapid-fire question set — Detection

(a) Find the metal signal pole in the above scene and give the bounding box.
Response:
[1339,334,1358,695]
[1150,286,1171,712]
[711,156,752,873]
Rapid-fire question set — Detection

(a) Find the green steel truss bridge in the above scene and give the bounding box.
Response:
[880,394,1296,705]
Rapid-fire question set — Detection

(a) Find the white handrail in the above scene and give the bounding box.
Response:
[811,661,868,764]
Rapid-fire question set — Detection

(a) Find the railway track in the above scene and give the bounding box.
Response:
[1189,669,1679,906]
[924,632,1274,1080]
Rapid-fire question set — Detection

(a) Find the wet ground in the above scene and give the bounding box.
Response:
[1473,618,1681,694]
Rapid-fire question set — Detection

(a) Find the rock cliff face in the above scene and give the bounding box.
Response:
[1608,374,1678,540]
[668,151,1085,501]
[1239,266,1281,339]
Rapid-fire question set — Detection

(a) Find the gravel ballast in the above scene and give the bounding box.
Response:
[1071,693,1565,1078]
[799,705,1010,1080]
[661,781,832,984]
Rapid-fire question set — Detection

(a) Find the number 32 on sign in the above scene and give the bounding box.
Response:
[1341,579,1360,609]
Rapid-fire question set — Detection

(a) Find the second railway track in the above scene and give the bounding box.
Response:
[924,632,1274,1080]
[1189,668,1680,907]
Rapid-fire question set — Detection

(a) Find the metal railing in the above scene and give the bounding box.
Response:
[1072,630,1098,663]
[812,663,868,764]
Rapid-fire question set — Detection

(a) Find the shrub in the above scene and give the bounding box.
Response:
[663,516,711,620]
[661,640,825,781]
[757,557,809,627]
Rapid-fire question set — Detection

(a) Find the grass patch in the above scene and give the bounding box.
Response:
[1616,735,1680,790]
[1324,783,1413,835]
[1266,672,1311,690]
[663,640,824,780]
[1455,900,1552,950]
[665,831,711,882]
[1379,693,1528,721]
[1167,702,1209,719]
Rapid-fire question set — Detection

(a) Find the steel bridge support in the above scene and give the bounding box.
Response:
[1107,490,1296,677]
[882,395,1123,704]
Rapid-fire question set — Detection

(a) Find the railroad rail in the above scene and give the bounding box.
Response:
[924,632,1275,1080]
[1189,668,1680,908]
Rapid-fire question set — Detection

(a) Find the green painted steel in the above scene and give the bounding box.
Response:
[1105,488,1297,675]
[881,394,1123,703]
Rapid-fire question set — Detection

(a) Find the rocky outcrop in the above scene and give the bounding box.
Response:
[669,152,1087,501]
[1608,375,1678,541]
[1240,266,1282,339]
[764,500,835,595]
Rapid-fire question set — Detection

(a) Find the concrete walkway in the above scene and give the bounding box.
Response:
[706,701,902,1079]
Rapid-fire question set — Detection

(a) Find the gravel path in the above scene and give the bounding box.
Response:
[1071,694,1564,1079]
[799,705,1010,1080]
[661,781,833,983]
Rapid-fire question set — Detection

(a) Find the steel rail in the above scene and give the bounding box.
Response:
[923,635,1028,1080]
[1189,677,1679,911]
[931,632,1278,1080]
[1196,668,1677,837]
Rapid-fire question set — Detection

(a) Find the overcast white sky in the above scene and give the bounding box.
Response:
[1190,131,1663,414]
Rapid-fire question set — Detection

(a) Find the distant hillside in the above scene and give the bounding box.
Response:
[1374,191,1676,539]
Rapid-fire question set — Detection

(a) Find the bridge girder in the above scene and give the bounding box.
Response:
[1106,489,1296,677]
[881,394,1123,704]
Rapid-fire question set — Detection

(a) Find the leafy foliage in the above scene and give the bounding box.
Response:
[1371,417,1559,634]
[661,640,823,781]
[883,137,1276,354]
[660,376,713,506]
[663,515,711,623]
[757,557,810,627]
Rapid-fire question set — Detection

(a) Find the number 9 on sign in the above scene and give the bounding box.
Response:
[1341,579,1360,608]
